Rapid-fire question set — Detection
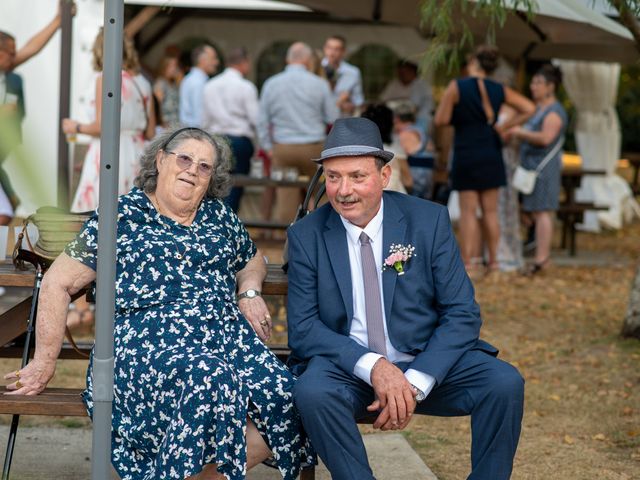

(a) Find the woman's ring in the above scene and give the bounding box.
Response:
[15,380,23,389]
[260,320,268,326]
[14,370,20,379]
[264,314,271,320]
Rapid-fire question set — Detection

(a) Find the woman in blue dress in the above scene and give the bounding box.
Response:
[5,127,313,479]
[435,46,534,276]
[510,65,568,274]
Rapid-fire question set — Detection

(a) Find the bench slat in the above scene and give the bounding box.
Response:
[0,388,86,416]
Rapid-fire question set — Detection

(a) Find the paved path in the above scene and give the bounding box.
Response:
[0,427,437,479]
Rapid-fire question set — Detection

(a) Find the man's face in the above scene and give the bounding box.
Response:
[200,47,219,75]
[323,155,390,228]
[0,39,16,71]
[323,38,345,67]
[398,66,416,85]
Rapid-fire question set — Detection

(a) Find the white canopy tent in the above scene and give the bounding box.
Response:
[558,60,640,231]
[275,0,637,63]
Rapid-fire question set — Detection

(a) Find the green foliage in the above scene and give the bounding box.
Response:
[348,44,400,101]
[420,0,536,72]
[617,63,640,152]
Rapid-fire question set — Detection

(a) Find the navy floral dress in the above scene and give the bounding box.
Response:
[65,187,313,480]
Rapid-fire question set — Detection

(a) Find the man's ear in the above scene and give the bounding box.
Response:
[381,163,392,188]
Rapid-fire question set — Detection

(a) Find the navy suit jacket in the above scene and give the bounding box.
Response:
[286,191,497,386]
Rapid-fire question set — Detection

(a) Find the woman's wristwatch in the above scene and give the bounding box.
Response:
[236,289,261,301]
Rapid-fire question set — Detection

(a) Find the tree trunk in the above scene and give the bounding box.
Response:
[622,264,640,339]
[609,0,640,54]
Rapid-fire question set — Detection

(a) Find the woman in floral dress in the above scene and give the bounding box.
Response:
[5,127,312,480]
[62,28,155,213]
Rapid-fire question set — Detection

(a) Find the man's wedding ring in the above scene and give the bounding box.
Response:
[14,370,20,378]
[15,380,23,389]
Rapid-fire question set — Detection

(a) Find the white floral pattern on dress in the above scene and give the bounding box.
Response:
[65,188,313,479]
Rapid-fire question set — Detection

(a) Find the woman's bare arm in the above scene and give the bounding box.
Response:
[13,1,75,68]
[434,80,459,127]
[3,253,96,395]
[512,112,563,147]
[236,250,271,342]
[496,86,535,134]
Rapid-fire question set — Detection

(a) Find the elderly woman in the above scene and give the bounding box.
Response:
[3,127,312,480]
[509,65,568,274]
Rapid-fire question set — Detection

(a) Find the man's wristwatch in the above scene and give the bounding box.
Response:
[411,384,426,403]
[237,289,261,301]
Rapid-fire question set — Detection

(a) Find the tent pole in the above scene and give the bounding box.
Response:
[57,0,73,209]
[91,1,123,478]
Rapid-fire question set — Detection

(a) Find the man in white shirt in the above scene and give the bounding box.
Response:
[322,35,364,118]
[380,60,433,134]
[179,44,219,127]
[202,47,258,212]
[287,117,524,480]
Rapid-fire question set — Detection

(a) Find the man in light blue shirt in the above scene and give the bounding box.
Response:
[322,35,364,118]
[380,60,434,134]
[179,45,219,127]
[257,42,338,225]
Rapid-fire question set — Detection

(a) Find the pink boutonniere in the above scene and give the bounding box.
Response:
[383,244,416,276]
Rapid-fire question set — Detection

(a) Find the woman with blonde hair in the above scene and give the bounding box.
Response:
[62,27,155,212]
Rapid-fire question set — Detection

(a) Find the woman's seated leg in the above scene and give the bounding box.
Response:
[186,418,272,480]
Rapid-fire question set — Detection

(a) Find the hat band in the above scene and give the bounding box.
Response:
[321,145,383,158]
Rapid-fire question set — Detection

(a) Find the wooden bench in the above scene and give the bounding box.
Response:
[558,168,608,256]
[556,202,608,256]
[0,263,321,479]
[622,152,640,195]
[0,345,293,417]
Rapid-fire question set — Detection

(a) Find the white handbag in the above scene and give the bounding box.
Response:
[512,136,565,195]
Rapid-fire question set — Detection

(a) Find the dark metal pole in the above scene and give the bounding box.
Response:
[91,1,123,478]
[57,0,73,210]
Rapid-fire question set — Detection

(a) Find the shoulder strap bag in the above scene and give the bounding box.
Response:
[512,135,565,195]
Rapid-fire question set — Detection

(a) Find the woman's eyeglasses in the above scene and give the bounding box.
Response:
[164,150,213,177]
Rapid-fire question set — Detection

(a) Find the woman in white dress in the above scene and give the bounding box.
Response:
[62,27,154,212]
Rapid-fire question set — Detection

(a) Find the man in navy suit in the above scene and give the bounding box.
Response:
[287,117,524,480]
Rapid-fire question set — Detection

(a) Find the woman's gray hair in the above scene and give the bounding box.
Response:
[134,127,233,199]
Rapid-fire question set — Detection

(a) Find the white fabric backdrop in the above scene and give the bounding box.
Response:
[557,60,639,231]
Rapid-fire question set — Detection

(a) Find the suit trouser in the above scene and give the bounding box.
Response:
[224,135,254,213]
[294,350,524,480]
[271,142,323,224]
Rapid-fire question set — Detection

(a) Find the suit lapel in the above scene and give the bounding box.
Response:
[382,194,407,323]
[323,211,354,323]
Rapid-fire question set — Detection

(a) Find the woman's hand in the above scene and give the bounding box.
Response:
[238,296,272,342]
[62,118,79,135]
[3,359,56,396]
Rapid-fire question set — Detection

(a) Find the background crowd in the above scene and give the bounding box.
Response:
[2,17,570,282]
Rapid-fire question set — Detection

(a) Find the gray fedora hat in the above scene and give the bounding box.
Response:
[314,117,394,163]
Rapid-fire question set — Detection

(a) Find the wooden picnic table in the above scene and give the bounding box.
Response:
[233,174,310,189]
[559,167,608,256]
[622,152,640,195]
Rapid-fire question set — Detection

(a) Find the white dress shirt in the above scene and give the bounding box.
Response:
[202,67,259,138]
[0,72,6,103]
[340,200,436,397]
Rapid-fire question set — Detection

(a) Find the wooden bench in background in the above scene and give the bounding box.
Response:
[233,174,311,233]
[558,168,607,256]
